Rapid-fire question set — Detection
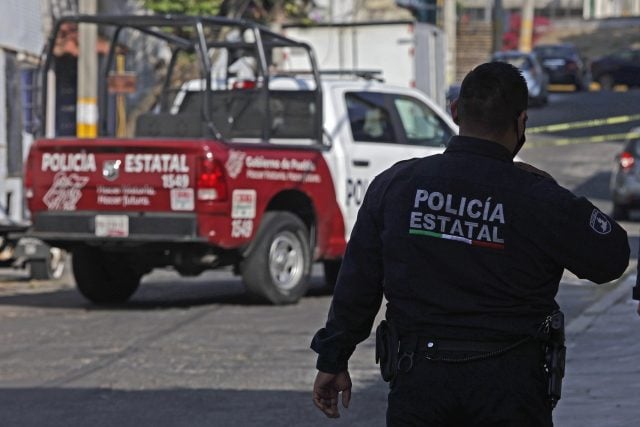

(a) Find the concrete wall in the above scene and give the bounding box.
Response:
[0,0,44,54]
[0,0,43,223]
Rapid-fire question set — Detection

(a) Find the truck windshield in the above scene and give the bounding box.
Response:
[37,15,322,144]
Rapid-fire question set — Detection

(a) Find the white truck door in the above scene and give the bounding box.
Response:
[336,88,457,240]
[340,91,404,237]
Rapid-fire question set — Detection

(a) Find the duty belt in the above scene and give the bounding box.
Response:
[399,335,532,364]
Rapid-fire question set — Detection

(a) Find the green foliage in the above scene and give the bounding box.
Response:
[143,0,313,23]
[143,0,223,16]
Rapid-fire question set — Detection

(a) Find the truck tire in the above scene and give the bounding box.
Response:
[72,248,141,305]
[241,212,311,304]
[30,247,67,280]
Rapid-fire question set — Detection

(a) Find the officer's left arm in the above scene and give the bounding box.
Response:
[535,186,630,284]
[311,182,385,374]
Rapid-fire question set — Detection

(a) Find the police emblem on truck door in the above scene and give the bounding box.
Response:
[43,172,89,210]
[225,150,246,179]
[102,160,121,181]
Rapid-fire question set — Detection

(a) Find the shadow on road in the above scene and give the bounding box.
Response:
[0,274,332,310]
[0,385,387,427]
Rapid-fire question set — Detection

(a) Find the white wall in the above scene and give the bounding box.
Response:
[585,0,640,18]
[0,0,43,223]
[0,50,7,221]
[0,0,43,55]
[312,0,357,22]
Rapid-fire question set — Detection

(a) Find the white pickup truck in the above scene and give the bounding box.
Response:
[25,15,457,305]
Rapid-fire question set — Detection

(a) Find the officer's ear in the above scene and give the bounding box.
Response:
[451,99,460,125]
[514,110,528,135]
[513,109,528,157]
[515,110,527,124]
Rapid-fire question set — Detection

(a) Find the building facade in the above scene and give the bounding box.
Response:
[584,0,640,18]
[0,0,44,224]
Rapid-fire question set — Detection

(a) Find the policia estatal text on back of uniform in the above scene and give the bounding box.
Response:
[310,62,629,426]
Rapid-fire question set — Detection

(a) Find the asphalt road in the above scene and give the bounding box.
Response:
[522,89,639,323]
[527,89,640,139]
[0,90,639,426]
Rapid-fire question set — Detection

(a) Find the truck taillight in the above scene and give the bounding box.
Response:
[620,151,635,170]
[232,80,256,90]
[197,153,227,201]
[24,151,34,199]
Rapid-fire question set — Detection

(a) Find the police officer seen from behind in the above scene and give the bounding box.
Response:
[311,62,630,426]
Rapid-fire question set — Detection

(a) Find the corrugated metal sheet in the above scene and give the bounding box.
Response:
[0,0,44,55]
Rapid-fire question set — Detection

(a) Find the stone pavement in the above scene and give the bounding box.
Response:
[553,265,640,426]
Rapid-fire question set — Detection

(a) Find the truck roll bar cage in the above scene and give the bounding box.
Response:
[38,14,323,145]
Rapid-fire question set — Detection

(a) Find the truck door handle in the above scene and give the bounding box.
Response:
[352,159,370,167]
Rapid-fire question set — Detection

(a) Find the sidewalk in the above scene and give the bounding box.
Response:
[554,266,640,426]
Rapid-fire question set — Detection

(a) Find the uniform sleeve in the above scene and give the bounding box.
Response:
[527,181,629,284]
[310,183,385,374]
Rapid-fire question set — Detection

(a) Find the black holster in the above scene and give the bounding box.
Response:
[375,320,399,382]
[543,311,566,409]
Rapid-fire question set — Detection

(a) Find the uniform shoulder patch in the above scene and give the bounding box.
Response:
[589,209,612,235]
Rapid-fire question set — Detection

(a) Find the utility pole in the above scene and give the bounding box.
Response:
[492,0,504,53]
[519,0,535,52]
[77,0,98,138]
[443,0,456,85]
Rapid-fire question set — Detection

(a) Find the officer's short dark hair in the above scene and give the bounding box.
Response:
[457,62,528,134]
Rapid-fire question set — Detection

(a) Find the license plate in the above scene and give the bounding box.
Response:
[95,215,129,237]
[543,59,564,68]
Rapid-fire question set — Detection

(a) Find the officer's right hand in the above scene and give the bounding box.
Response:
[312,370,352,418]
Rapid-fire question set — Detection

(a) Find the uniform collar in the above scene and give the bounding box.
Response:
[445,136,514,163]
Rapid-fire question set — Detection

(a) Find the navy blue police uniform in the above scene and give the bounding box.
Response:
[311,135,630,426]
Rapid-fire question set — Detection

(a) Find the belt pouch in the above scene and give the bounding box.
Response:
[375,320,399,382]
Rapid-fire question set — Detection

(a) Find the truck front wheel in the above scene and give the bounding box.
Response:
[241,212,311,304]
[72,248,142,305]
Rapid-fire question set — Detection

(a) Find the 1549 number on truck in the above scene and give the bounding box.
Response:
[162,174,189,189]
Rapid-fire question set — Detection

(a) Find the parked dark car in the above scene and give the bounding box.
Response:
[611,127,640,220]
[533,43,589,90]
[491,50,549,106]
[591,48,640,90]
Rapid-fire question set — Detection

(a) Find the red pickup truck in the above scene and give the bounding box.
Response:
[26,15,457,305]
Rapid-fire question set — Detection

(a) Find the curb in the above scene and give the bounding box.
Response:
[565,260,637,336]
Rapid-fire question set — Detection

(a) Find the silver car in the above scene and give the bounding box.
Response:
[610,127,640,219]
[491,50,549,107]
